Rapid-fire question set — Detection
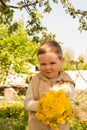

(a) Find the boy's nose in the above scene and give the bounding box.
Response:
[46,65,50,69]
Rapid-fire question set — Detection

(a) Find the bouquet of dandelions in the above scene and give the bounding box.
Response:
[36,90,74,130]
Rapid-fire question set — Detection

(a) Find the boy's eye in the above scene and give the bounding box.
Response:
[40,62,56,65]
[50,62,56,64]
[40,63,46,65]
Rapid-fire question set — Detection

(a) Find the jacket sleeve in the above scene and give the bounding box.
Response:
[24,81,38,112]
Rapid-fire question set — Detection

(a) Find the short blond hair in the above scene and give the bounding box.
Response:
[37,40,63,59]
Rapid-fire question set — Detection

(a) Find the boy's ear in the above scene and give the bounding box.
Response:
[61,58,64,65]
[61,57,64,62]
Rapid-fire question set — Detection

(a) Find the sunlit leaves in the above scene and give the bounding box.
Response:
[0,0,87,33]
[0,22,39,82]
[60,0,87,31]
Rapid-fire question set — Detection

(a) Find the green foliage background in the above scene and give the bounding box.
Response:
[0,22,39,82]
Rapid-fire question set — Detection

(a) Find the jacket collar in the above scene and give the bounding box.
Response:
[37,71,75,86]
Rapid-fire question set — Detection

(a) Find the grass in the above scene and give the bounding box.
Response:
[0,99,28,130]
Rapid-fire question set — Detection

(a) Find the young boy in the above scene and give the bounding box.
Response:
[24,40,75,130]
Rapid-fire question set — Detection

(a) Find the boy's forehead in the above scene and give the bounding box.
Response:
[38,52,58,61]
[38,52,58,57]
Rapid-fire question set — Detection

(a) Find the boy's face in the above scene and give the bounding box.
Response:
[38,52,64,79]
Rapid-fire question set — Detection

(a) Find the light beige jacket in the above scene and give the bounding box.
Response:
[24,71,75,130]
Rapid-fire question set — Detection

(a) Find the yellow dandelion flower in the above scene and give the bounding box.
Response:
[36,90,74,130]
[57,118,65,124]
